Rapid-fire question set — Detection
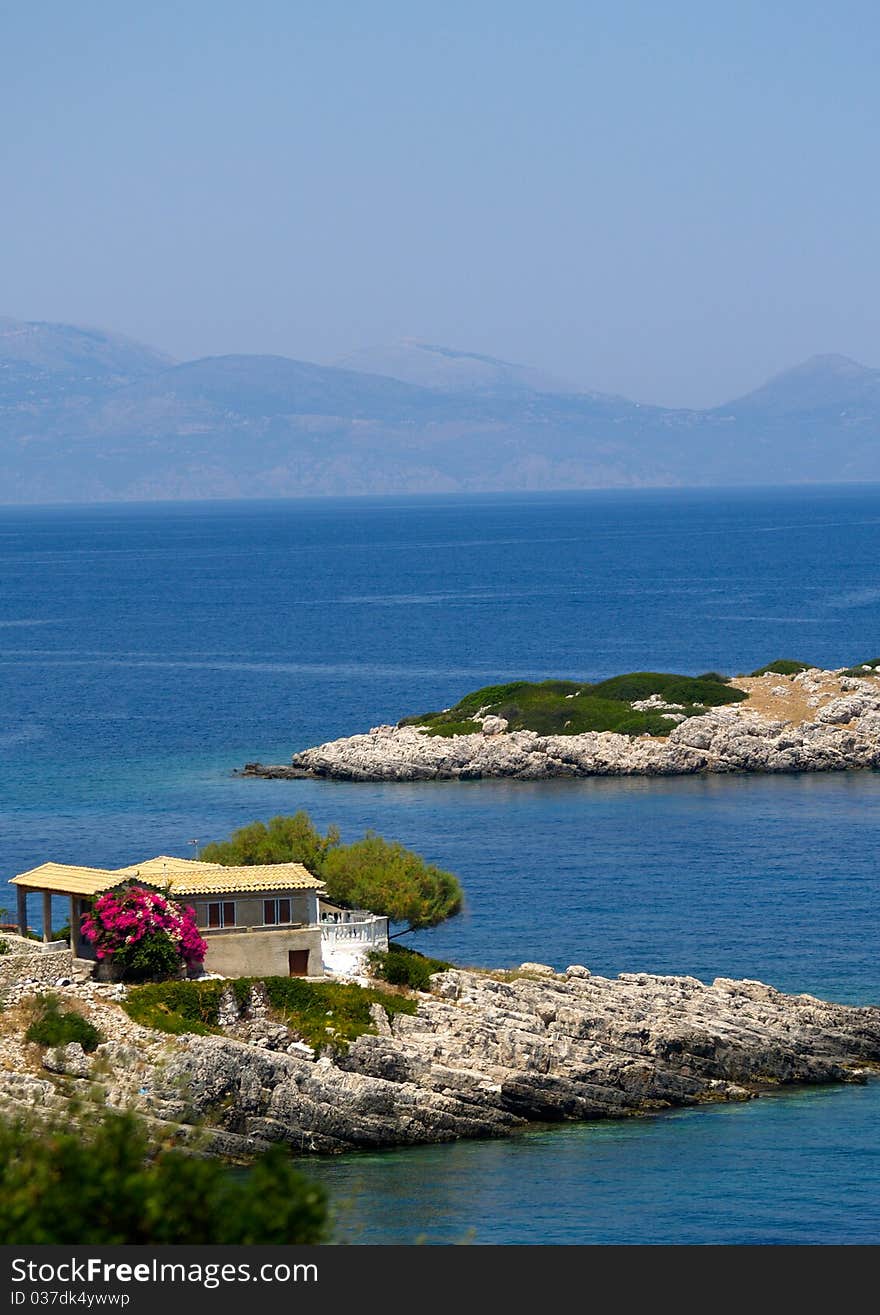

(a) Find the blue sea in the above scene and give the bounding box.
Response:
[1,486,878,1244]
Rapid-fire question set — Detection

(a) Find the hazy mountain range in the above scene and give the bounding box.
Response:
[2,316,879,504]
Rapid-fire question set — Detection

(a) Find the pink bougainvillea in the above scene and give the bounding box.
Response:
[81,884,207,969]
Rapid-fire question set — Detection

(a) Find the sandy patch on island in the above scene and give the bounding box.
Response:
[732,669,880,726]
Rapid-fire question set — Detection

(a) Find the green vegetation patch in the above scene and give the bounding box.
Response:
[751,657,880,677]
[409,717,481,737]
[588,672,742,706]
[25,994,103,1053]
[123,980,228,1036]
[124,976,417,1051]
[259,977,417,1050]
[368,945,452,991]
[841,658,880,676]
[401,671,745,739]
[750,659,813,676]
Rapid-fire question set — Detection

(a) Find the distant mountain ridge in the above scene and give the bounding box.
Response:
[334,339,585,397]
[714,353,880,416]
[1,317,879,504]
[0,318,173,405]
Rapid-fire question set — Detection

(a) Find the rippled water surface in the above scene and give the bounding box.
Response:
[1,487,878,1243]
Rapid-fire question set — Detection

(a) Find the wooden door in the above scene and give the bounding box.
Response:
[288,949,309,977]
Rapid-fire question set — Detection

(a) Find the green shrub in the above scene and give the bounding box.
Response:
[420,718,481,737]
[613,712,683,737]
[368,946,452,991]
[0,938,10,956]
[25,994,103,1053]
[453,680,534,713]
[122,980,228,1035]
[0,1109,327,1244]
[112,930,182,983]
[491,692,628,735]
[588,672,745,707]
[841,658,880,676]
[259,977,417,1050]
[402,671,745,740]
[750,659,812,676]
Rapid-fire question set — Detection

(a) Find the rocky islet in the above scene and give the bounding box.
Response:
[246,666,880,782]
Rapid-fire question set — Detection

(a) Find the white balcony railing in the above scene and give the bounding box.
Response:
[320,912,388,947]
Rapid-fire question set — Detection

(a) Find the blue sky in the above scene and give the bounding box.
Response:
[2,1,879,405]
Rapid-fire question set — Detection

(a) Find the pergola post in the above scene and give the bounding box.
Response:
[69,895,80,957]
[17,887,27,938]
[42,890,52,944]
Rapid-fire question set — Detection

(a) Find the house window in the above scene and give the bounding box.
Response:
[263,898,292,926]
[206,901,236,929]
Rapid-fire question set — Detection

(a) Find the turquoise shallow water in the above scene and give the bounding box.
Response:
[1,487,878,1243]
[312,1081,880,1245]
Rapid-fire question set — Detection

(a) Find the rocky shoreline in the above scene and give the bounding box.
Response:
[243,667,880,782]
[3,962,878,1159]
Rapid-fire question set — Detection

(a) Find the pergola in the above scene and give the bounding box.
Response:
[9,862,126,958]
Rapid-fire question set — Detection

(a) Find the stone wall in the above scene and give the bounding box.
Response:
[0,947,75,1002]
[321,939,373,979]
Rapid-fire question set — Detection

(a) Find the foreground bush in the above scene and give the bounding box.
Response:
[368,945,452,991]
[0,1110,327,1244]
[25,993,103,1052]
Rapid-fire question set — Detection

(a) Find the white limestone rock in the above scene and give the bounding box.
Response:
[42,1042,92,1078]
[817,696,876,724]
[631,694,685,711]
[145,965,880,1156]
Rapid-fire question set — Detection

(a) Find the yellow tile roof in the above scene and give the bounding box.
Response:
[114,856,223,879]
[10,862,126,896]
[115,857,323,896]
[11,856,324,898]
